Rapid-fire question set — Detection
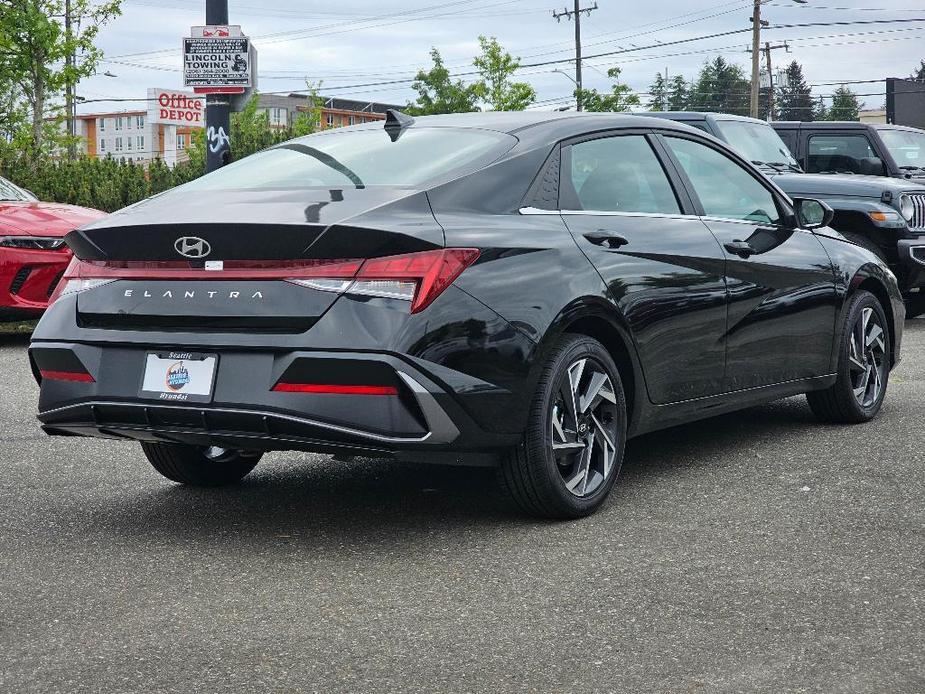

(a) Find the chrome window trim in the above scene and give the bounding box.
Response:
[519,206,698,221]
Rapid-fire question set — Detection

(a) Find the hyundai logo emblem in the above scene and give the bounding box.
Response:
[174,236,212,259]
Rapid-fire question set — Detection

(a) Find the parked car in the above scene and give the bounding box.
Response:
[772,120,925,182]
[647,112,925,317]
[30,112,904,519]
[0,176,105,320]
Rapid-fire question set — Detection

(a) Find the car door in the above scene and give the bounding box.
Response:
[659,134,837,391]
[558,132,729,404]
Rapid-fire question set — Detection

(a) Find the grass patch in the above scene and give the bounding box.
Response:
[0,320,38,335]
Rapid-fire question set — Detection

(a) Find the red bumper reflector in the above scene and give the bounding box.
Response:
[40,370,94,383]
[272,383,398,395]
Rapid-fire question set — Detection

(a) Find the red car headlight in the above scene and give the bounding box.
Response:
[0,236,68,250]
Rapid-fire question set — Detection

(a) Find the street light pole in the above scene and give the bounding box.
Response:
[205,0,231,172]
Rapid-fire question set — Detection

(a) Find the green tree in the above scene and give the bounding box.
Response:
[825,85,863,121]
[688,57,750,116]
[575,66,640,112]
[667,75,690,111]
[648,72,668,111]
[912,60,925,81]
[472,35,535,111]
[406,48,479,116]
[777,61,815,122]
[0,0,121,154]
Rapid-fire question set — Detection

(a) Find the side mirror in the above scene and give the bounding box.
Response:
[792,197,834,230]
[858,157,885,176]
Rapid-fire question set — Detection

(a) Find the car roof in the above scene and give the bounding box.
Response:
[771,121,875,129]
[647,111,770,125]
[350,110,709,139]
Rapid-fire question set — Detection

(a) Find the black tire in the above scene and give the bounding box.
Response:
[141,442,261,486]
[806,290,890,424]
[839,230,888,263]
[499,334,627,519]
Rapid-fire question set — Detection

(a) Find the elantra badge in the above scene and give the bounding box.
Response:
[174,236,211,259]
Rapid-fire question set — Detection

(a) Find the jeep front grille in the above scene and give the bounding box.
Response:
[907,193,925,231]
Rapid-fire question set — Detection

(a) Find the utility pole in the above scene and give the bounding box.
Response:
[749,0,765,118]
[747,40,789,120]
[65,0,76,159]
[205,0,231,172]
[553,1,598,112]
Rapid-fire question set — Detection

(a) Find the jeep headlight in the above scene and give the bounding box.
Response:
[899,194,915,222]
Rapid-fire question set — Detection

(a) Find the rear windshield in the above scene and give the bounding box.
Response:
[182,127,517,190]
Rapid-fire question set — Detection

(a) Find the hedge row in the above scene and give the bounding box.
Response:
[0,155,203,212]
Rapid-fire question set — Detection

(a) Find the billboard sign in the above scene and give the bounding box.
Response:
[183,34,252,90]
[147,88,205,126]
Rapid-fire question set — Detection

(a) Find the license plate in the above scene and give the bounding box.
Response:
[140,351,218,403]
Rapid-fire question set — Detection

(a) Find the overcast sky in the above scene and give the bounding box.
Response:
[76,0,925,115]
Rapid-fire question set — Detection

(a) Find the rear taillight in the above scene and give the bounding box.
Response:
[290,249,480,314]
[49,249,480,314]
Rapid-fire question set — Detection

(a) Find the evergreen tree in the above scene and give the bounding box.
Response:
[667,75,690,111]
[825,86,863,121]
[688,57,750,115]
[777,61,816,122]
[912,60,925,81]
[648,72,668,111]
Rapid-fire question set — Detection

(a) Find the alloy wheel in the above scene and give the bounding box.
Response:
[550,357,620,497]
[847,307,887,408]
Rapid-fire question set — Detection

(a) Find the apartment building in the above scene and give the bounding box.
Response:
[69,110,197,167]
[257,94,403,130]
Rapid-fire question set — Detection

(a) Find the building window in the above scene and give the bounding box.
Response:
[137,135,144,151]
[115,117,123,130]
[126,137,132,150]
[115,137,123,151]
[177,134,186,150]
[98,118,105,132]
[136,115,144,129]
[325,113,334,127]
[348,115,356,125]
[99,139,105,152]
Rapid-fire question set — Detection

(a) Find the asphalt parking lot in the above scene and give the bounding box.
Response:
[1,323,923,694]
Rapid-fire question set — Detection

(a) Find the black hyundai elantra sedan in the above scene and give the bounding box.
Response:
[30,111,904,518]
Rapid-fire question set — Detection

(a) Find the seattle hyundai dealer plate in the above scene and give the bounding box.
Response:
[140,352,217,403]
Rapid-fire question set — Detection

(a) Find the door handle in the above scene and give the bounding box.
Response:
[724,240,756,258]
[583,230,629,249]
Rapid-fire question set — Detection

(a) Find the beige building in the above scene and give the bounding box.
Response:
[70,110,198,167]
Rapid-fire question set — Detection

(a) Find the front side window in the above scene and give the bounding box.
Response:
[180,127,516,191]
[565,135,680,214]
[665,136,781,225]
[807,134,880,174]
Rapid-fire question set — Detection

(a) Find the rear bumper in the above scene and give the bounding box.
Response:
[31,342,518,462]
[0,247,70,313]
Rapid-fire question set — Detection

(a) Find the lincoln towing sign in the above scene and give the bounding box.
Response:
[182,25,253,93]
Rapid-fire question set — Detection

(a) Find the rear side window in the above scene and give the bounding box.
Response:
[564,135,680,214]
[665,136,781,225]
[807,134,881,174]
[180,127,517,190]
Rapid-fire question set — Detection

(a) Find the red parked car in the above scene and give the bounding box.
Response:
[0,176,104,320]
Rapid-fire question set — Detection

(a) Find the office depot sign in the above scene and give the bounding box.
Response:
[147,88,205,126]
